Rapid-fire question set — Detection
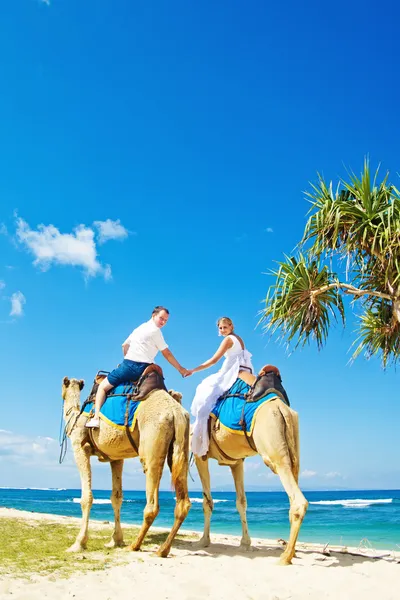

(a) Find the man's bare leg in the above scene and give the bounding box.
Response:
[86,378,114,428]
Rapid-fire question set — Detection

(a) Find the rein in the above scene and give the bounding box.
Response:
[59,405,79,464]
[59,389,89,464]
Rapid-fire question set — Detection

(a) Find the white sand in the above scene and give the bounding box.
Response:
[0,508,399,600]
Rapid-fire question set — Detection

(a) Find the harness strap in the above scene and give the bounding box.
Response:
[124,394,139,454]
[209,418,237,463]
[238,404,257,453]
[87,427,112,462]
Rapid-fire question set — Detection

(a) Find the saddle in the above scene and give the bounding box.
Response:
[132,364,167,400]
[88,364,167,404]
[246,364,290,406]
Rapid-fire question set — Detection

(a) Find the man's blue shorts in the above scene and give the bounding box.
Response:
[107,359,150,387]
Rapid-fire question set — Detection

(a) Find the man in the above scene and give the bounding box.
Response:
[86,306,188,428]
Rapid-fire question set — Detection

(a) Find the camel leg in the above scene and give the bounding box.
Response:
[230,460,251,550]
[127,459,163,552]
[253,406,308,566]
[67,444,93,552]
[273,462,308,565]
[193,456,213,548]
[157,468,191,558]
[105,459,125,548]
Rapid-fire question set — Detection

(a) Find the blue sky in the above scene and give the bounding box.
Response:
[0,0,399,492]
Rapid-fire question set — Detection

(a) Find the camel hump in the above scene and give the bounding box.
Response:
[168,390,183,404]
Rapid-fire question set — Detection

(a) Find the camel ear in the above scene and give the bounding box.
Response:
[63,376,70,388]
[168,390,182,404]
[79,379,85,390]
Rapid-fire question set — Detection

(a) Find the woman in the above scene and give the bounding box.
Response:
[188,317,254,457]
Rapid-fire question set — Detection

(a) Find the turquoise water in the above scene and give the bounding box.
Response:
[1,488,399,550]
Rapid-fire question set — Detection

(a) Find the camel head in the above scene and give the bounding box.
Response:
[62,376,85,413]
[168,389,182,404]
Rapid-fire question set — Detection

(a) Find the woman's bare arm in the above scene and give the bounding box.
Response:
[190,337,233,374]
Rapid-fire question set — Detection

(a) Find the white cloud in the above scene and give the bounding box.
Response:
[300,469,317,478]
[15,217,111,280]
[0,429,149,489]
[0,223,8,236]
[0,280,5,290]
[103,264,112,281]
[265,227,274,233]
[0,430,57,463]
[325,471,342,479]
[10,291,26,317]
[244,460,261,473]
[93,219,129,245]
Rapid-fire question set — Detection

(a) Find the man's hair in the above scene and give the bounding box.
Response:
[152,306,170,316]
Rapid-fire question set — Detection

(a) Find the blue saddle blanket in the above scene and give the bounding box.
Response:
[83,383,141,431]
[210,379,281,435]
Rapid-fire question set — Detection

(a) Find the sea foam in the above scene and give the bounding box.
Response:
[310,498,392,508]
[72,498,112,504]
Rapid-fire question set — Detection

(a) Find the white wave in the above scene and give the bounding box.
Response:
[31,487,67,491]
[72,498,111,505]
[310,498,392,508]
[0,487,66,491]
[125,497,229,505]
[186,498,229,504]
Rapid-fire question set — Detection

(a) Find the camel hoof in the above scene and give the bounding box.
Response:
[277,556,292,566]
[104,540,125,549]
[125,543,140,552]
[192,538,210,550]
[66,543,85,553]
[239,543,254,552]
[156,547,170,558]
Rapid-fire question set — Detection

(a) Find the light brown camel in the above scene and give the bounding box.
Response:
[61,376,191,557]
[193,372,308,566]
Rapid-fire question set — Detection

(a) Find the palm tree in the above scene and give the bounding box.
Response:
[261,160,400,366]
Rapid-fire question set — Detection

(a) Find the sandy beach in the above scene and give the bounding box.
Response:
[0,507,399,600]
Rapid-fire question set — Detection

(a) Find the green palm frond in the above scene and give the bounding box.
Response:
[351,300,400,367]
[261,254,345,349]
[303,160,399,261]
[262,159,400,367]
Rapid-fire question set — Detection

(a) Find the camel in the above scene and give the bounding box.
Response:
[193,372,308,566]
[61,376,191,557]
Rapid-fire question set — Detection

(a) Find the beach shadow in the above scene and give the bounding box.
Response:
[120,528,398,569]
[167,537,398,568]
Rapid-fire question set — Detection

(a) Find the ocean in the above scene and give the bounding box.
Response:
[1,488,399,550]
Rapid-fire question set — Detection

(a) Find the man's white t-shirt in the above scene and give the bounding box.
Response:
[123,319,168,364]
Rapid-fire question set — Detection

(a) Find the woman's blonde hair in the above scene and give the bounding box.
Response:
[217,316,234,335]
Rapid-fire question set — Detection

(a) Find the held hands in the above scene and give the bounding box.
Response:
[179,367,194,378]
[179,367,192,378]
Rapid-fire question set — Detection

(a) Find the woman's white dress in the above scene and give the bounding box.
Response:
[190,335,254,457]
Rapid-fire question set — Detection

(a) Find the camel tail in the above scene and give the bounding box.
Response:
[278,403,300,483]
[170,408,190,491]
